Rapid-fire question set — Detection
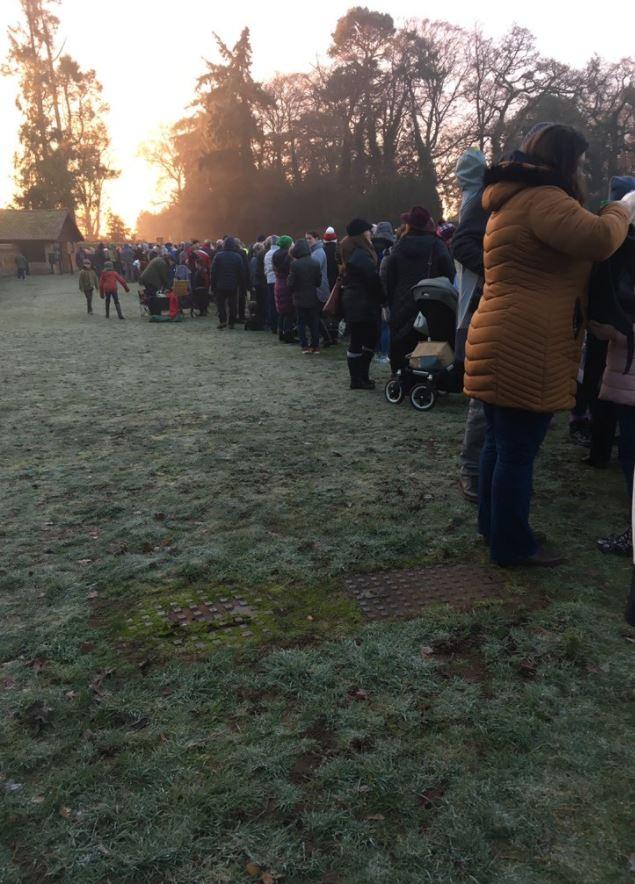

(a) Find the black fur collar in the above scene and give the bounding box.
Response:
[484,151,574,196]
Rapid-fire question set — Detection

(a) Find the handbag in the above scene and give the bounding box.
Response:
[323,277,342,318]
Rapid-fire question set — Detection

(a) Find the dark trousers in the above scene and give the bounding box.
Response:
[278,312,294,338]
[390,328,419,374]
[297,307,320,348]
[591,400,617,464]
[349,321,378,356]
[216,289,237,326]
[82,287,94,314]
[617,404,635,501]
[17,268,26,280]
[584,334,617,464]
[193,288,210,315]
[479,404,552,565]
[105,291,123,318]
[254,284,268,328]
[238,290,246,321]
[267,283,278,332]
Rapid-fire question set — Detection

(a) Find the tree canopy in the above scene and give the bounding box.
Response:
[138,14,633,242]
[4,0,118,237]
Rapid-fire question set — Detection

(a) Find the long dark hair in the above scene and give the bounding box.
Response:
[521,123,589,204]
[339,234,377,272]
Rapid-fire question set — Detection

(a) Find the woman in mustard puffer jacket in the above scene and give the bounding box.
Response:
[464,123,634,567]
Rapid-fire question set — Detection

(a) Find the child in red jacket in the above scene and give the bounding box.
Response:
[99,260,129,319]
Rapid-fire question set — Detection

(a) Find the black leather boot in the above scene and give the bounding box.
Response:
[360,348,376,389]
[348,355,373,390]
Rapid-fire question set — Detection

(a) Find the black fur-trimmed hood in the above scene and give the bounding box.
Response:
[484,151,575,196]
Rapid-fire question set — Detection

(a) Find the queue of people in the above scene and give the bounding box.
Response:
[72,122,635,610]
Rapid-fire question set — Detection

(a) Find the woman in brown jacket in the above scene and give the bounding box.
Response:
[464,123,635,567]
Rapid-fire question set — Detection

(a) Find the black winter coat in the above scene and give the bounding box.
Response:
[288,245,322,309]
[341,246,382,324]
[211,249,247,294]
[452,188,488,277]
[381,234,454,344]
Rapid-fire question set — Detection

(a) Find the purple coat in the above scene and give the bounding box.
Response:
[273,248,293,315]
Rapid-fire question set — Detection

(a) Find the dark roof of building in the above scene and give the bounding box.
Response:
[0,209,84,242]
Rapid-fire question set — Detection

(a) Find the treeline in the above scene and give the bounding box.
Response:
[4,0,117,237]
[138,7,634,242]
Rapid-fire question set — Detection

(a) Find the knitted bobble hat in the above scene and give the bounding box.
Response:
[346,218,373,237]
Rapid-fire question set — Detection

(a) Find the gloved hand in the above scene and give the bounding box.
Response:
[619,190,635,223]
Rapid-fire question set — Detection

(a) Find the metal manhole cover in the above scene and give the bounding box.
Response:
[344,564,504,620]
[125,593,275,648]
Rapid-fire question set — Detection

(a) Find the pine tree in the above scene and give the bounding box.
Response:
[105,211,130,242]
[193,28,271,230]
[4,0,117,234]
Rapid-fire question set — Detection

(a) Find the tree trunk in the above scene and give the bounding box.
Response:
[409,92,442,218]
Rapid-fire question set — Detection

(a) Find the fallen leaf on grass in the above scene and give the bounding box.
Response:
[420,646,434,657]
[20,701,53,733]
[89,668,115,697]
[87,591,99,599]
[624,636,635,645]
[348,687,369,702]
[2,677,17,689]
[78,559,93,566]
[245,862,262,876]
[518,658,538,678]
[628,854,635,873]
[65,691,79,700]
[261,874,275,884]
[127,717,150,732]
[58,806,71,818]
[365,813,385,821]
[32,795,45,804]
[27,658,47,672]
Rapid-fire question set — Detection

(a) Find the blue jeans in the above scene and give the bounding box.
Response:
[377,319,390,357]
[617,404,635,501]
[297,307,320,349]
[479,404,552,564]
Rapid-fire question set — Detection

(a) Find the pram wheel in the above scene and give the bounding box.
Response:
[410,384,436,411]
[385,378,404,405]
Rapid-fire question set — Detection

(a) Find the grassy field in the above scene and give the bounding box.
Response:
[1,273,634,883]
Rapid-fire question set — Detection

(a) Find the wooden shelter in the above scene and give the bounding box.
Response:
[0,209,84,274]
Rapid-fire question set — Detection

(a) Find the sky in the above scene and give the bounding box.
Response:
[0,0,632,231]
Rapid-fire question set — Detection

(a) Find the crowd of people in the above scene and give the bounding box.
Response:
[69,123,635,618]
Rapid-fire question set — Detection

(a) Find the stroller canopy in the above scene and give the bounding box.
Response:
[412,277,458,313]
[412,277,458,347]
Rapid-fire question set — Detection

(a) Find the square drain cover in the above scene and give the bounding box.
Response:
[345,564,504,619]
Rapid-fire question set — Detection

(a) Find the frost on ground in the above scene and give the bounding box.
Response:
[0,275,633,883]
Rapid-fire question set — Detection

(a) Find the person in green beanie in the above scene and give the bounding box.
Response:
[272,236,296,342]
